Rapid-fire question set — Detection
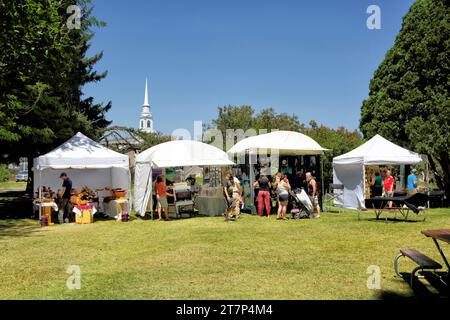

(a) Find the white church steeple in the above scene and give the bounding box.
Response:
[139,78,154,133]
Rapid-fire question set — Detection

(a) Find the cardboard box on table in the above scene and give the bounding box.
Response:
[43,205,53,224]
[73,205,96,224]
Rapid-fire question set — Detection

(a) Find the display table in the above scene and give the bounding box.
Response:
[195,196,226,216]
[73,205,97,224]
[104,199,129,219]
[33,201,58,224]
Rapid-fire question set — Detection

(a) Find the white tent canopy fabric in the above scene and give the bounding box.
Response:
[227,130,328,155]
[333,134,422,165]
[33,132,130,198]
[332,134,422,209]
[134,140,234,216]
[227,130,327,204]
[136,139,235,167]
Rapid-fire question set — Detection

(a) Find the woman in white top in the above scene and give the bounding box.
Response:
[274,173,290,220]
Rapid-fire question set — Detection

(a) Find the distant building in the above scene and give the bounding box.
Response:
[139,78,154,133]
[8,157,27,173]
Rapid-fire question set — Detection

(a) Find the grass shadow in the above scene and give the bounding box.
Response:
[365,217,422,223]
[0,190,33,220]
[0,219,42,238]
[378,272,450,300]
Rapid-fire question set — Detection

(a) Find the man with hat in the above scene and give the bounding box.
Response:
[407,168,418,196]
[58,172,73,224]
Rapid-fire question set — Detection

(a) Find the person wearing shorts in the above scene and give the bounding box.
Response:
[383,170,395,208]
[306,172,320,218]
[155,175,173,221]
[222,172,234,221]
[231,176,242,219]
[276,175,290,220]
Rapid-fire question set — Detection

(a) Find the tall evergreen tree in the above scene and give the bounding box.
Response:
[360,0,449,197]
[0,0,111,192]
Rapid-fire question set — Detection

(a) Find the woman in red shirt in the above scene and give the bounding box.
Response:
[383,170,395,208]
[155,175,173,221]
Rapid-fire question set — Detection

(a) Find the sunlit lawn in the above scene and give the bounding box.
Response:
[0,181,26,191]
[0,187,449,299]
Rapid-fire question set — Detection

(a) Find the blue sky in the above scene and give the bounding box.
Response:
[83,0,415,135]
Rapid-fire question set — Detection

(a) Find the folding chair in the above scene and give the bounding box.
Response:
[323,184,344,214]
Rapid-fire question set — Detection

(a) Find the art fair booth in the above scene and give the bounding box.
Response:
[332,134,423,210]
[134,140,235,217]
[227,131,328,212]
[33,132,131,222]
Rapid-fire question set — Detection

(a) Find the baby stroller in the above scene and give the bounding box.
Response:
[289,188,313,219]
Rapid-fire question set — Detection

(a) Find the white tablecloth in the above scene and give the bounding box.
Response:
[195,196,226,216]
[33,201,59,212]
[104,199,129,218]
[72,205,97,216]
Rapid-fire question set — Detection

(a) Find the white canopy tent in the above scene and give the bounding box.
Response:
[332,134,422,209]
[227,130,328,155]
[134,139,235,216]
[227,131,328,204]
[33,132,130,201]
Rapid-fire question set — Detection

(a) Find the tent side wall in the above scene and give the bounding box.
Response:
[333,163,365,210]
[33,167,131,203]
[34,168,115,195]
[111,167,132,203]
[134,162,152,216]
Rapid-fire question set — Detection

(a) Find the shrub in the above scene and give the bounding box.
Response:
[0,164,11,182]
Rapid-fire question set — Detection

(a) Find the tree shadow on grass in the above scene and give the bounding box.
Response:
[0,219,42,238]
[0,190,42,239]
[377,272,449,300]
[0,190,33,220]
[366,217,422,223]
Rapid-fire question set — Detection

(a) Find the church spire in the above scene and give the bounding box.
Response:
[143,78,149,106]
[139,78,154,133]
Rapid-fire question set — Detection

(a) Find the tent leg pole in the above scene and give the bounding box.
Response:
[38,170,42,222]
[426,157,430,209]
[321,157,324,208]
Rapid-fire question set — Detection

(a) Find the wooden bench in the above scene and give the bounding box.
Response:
[394,248,442,287]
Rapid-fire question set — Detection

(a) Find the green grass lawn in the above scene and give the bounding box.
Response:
[0,190,449,299]
[0,181,26,191]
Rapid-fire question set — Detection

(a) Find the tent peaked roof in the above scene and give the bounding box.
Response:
[35,132,129,169]
[136,139,234,168]
[227,130,328,155]
[333,134,422,165]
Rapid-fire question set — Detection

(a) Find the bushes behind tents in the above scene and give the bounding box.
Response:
[0,164,11,182]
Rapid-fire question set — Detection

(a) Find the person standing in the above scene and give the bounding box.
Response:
[58,172,72,224]
[231,176,242,219]
[383,170,395,208]
[371,171,383,197]
[407,168,418,196]
[306,172,321,218]
[276,174,290,220]
[155,175,173,221]
[222,172,234,221]
[253,175,272,217]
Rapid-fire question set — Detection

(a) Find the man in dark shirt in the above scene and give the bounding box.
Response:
[58,172,73,224]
